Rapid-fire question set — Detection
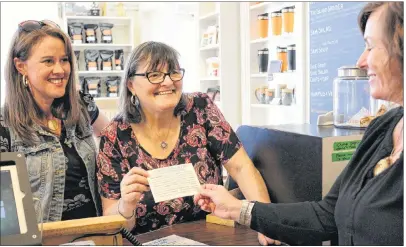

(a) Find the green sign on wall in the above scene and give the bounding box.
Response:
[332,151,355,162]
[333,140,361,151]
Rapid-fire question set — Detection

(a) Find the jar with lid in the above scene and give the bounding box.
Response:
[258,48,269,73]
[257,13,269,38]
[282,6,295,33]
[281,88,293,105]
[287,44,296,72]
[333,66,373,129]
[276,83,287,98]
[271,11,282,36]
[277,46,288,72]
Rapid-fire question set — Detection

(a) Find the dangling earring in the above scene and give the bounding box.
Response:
[131,94,140,106]
[22,75,28,88]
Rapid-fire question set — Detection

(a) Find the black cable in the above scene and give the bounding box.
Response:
[120,228,142,246]
[69,227,142,246]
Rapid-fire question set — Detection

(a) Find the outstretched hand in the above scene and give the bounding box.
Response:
[194,184,242,221]
[194,184,282,246]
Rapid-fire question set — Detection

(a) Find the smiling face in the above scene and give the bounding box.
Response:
[127,60,183,115]
[356,5,403,103]
[15,35,71,105]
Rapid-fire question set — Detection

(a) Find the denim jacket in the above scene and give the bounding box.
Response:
[0,95,102,222]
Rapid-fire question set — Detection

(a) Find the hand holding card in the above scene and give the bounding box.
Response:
[119,167,150,217]
[147,164,201,203]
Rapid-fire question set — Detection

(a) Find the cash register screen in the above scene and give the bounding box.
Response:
[0,164,27,236]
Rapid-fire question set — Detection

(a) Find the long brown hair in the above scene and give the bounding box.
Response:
[3,24,86,146]
[358,2,404,76]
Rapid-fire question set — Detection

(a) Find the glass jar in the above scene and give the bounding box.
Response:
[333,66,373,129]
[281,88,293,105]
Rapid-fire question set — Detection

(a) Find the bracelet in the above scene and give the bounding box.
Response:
[238,200,255,226]
[117,198,135,220]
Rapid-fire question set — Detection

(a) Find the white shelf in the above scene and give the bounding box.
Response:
[240,2,306,126]
[200,44,220,51]
[66,16,130,20]
[199,11,219,21]
[72,44,133,50]
[66,16,131,21]
[94,97,119,101]
[78,70,125,76]
[250,37,269,44]
[200,77,220,81]
[249,2,270,10]
[251,73,267,78]
[251,104,295,108]
[197,2,241,129]
[65,16,132,26]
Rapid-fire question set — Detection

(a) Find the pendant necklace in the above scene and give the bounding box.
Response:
[373,122,403,177]
[149,117,175,150]
[47,119,59,132]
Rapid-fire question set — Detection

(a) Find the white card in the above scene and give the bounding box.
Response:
[147,163,201,203]
[143,234,206,246]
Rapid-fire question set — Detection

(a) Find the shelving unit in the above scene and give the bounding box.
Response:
[196,2,241,129]
[61,12,136,120]
[240,2,307,126]
[77,70,124,76]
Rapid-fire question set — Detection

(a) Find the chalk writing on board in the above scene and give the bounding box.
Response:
[309,2,368,123]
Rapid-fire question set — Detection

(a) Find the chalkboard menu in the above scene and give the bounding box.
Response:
[309,2,368,123]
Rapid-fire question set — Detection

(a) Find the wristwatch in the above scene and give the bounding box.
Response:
[238,200,255,226]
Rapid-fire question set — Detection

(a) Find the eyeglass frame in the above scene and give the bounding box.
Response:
[129,68,185,84]
[18,20,60,33]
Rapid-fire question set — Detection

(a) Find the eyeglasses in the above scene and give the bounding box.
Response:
[18,20,60,33]
[130,68,185,84]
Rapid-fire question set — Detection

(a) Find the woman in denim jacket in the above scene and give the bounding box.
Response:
[0,20,109,222]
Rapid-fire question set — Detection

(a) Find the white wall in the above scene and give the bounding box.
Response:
[138,3,199,93]
[0,2,60,106]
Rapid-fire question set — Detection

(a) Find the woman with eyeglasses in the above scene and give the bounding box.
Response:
[96,41,276,244]
[0,20,109,222]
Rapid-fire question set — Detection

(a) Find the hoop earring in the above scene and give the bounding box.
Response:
[22,75,28,88]
[131,94,140,106]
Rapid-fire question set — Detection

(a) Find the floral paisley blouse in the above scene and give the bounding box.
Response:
[96,92,242,234]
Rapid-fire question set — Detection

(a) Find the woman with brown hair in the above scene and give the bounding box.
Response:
[0,20,109,222]
[96,41,276,245]
[194,2,404,245]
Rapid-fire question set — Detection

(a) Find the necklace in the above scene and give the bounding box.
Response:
[47,119,60,132]
[373,120,404,177]
[148,117,175,150]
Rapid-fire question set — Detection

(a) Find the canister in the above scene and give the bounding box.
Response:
[277,46,288,72]
[287,44,296,72]
[257,13,269,38]
[258,48,269,73]
[282,88,293,105]
[282,6,295,33]
[271,11,282,36]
